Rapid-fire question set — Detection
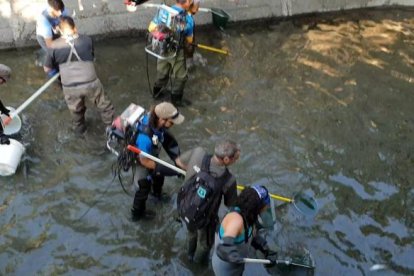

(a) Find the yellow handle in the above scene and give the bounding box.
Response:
[237,185,293,203]
[194,43,229,55]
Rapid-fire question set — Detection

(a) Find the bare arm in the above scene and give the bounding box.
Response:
[139,156,156,170]
[44,37,54,49]
[221,212,244,237]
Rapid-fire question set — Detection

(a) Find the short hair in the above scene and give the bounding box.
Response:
[234,187,263,226]
[59,16,76,30]
[48,0,65,11]
[176,0,189,4]
[214,140,240,159]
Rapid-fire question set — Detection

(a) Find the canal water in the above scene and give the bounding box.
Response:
[0,7,413,275]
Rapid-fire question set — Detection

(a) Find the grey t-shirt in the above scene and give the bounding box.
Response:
[179,147,237,208]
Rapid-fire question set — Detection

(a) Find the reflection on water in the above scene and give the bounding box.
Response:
[1,7,413,275]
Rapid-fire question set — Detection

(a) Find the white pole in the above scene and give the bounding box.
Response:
[10,73,60,119]
[127,145,186,175]
[243,258,272,264]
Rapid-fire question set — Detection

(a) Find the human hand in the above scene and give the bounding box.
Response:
[265,250,278,268]
[3,116,12,125]
[0,134,10,145]
[47,68,58,78]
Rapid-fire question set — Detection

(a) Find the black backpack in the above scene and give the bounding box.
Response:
[177,154,230,231]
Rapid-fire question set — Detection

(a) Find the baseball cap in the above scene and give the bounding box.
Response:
[154,102,185,125]
[252,185,271,207]
[0,64,11,81]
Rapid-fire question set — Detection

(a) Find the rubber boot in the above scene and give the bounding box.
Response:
[187,232,197,262]
[152,86,163,99]
[131,179,155,221]
[151,175,165,201]
[171,93,183,107]
[71,109,87,135]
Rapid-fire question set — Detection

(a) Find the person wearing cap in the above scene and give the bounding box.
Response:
[44,16,114,134]
[212,185,278,276]
[131,101,185,221]
[149,0,194,106]
[175,140,240,263]
[0,64,12,145]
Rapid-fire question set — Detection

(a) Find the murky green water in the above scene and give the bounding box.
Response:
[1,7,413,275]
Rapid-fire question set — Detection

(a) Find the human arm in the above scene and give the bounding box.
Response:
[251,232,277,265]
[216,212,245,263]
[44,38,54,49]
[137,134,181,176]
[162,130,181,163]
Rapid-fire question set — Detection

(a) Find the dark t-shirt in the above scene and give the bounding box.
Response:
[179,147,238,212]
[45,35,95,69]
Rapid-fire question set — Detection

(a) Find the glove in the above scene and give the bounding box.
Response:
[264,249,278,268]
[154,163,180,177]
[0,133,10,145]
[0,100,10,116]
[216,237,244,264]
[162,130,180,161]
[1,108,10,117]
[251,235,269,254]
[47,68,58,79]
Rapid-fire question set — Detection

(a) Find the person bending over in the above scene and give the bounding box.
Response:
[212,185,278,276]
[44,16,114,134]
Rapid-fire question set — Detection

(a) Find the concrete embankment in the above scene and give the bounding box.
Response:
[0,0,413,49]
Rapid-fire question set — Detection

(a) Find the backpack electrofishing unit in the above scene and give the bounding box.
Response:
[145,4,187,60]
[106,103,146,173]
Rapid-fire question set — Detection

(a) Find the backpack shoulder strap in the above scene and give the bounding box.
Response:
[65,40,83,63]
[230,206,250,243]
[137,116,154,138]
[200,154,212,173]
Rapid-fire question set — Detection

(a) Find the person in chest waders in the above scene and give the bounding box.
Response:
[36,0,68,67]
[131,102,186,221]
[0,64,12,145]
[149,0,194,107]
[212,185,278,276]
[43,16,115,135]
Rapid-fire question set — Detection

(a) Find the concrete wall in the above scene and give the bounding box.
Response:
[0,0,413,49]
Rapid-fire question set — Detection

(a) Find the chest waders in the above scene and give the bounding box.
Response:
[59,40,97,87]
[149,6,188,105]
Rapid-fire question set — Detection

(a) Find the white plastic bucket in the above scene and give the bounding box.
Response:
[1,106,22,135]
[0,139,25,176]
